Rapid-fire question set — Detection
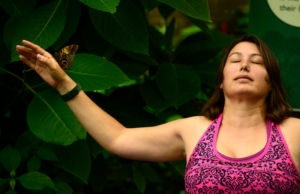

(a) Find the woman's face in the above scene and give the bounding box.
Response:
[221,41,271,100]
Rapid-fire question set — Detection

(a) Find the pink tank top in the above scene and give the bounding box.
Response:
[185,114,300,193]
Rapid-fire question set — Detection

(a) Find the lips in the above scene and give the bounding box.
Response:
[234,75,253,81]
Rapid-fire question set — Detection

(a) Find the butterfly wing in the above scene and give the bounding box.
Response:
[54,44,79,69]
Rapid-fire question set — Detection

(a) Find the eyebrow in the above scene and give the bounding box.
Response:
[228,52,262,58]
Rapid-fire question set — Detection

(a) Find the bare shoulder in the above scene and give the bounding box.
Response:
[174,115,212,159]
[280,117,300,132]
[181,115,212,139]
[171,115,212,132]
[280,117,300,144]
[279,117,300,170]
[279,117,300,139]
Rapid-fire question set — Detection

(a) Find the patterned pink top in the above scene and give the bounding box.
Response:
[185,114,300,193]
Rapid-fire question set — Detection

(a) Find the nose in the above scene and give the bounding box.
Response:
[240,62,249,72]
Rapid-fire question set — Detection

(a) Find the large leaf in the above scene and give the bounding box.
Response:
[174,31,233,65]
[89,0,149,55]
[52,0,82,50]
[156,63,201,108]
[67,53,131,91]
[157,0,211,21]
[4,0,66,61]
[139,80,170,113]
[27,88,86,146]
[174,31,233,87]
[26,53,130,145]
[17,171,56,190]
[0,0,37,16]
[79,0,120,13]
[52,140,91,184]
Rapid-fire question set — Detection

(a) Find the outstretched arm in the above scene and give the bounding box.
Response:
[16,40,186,162]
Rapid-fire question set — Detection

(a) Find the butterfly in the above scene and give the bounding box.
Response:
[54,44,79,70]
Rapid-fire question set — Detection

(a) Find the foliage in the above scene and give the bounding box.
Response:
[0,0,234,193]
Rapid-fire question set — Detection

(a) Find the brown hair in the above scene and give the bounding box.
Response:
[201,35,291,123]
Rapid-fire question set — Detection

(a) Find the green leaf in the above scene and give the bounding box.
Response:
[27,88,86,146]
[0,178,8,188]
[135,163,162,183]
[164,18,175,55]
[0,0,37,16]
[174,31,233,65]
[4,189,18,194]
[52,0,82,50]
[53,140,91,184]
[55,182,73,194]
[156,63,201,108]
[4,0,66,61]
[157,0,211,21]
[132,163,146,193]
[26,53,130,145]
[174,31,233,87]
[139,80,170,113]
[111,54,150,79]
[0,146,21,172]
[67,53,131,91]
[15,131,42,162]
[27,156,41,172]
[170,161,185,176]
[36,145,59,162]
[17,171,56,190]
[79,0,120,13]
[140,0,159,12]
[9,179,16,190]
[89,0,149,55]
[16,131,42,149]
[86,136,103,159]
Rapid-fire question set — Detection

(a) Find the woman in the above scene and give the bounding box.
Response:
[16,35,300,193]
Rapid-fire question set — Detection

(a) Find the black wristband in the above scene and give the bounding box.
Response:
[61,83,82,101]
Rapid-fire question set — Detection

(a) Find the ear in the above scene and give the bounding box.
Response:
[220,83,223,89]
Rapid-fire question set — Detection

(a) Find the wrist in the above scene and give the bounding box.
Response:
[56,78,77,95]
[61,83,82,101]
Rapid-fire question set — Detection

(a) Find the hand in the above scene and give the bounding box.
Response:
[16,40,76,94]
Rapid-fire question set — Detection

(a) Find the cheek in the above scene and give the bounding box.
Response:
[264,76,271,91]
[264,74,270,83]
[220,70,230,89]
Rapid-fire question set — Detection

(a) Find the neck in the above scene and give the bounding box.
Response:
[222,100,266,129]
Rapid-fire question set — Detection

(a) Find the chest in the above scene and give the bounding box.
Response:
[184,122,300,193]
[216,126,267,158]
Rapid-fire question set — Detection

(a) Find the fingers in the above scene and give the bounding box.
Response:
[19,54,36,69]
[16,40,58,69]
[15,40,70,89]
[16,45,36,62]
[16,40,53,60]
[21,40,48,57]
